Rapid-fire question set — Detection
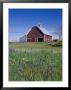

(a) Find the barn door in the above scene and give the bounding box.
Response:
[38,38,43,42]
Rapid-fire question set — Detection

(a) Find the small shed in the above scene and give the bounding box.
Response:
[19,35,27,42]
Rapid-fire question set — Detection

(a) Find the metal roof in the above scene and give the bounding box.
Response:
[36,25,51,35]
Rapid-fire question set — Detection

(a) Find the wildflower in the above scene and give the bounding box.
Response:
[22,58,25,61]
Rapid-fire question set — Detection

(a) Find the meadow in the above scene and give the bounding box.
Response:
[9,42,62,81]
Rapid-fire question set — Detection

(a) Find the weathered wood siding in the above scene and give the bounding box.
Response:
[27,26,52,42]
[27,26,44,42]
[44,35,52,42]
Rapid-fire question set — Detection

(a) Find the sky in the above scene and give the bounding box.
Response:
[9,9,62,42]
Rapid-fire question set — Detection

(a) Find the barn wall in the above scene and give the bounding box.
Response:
[44,35,52,42]
[27,26,44,42]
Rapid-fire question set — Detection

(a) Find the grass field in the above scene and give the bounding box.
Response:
[9,42,62,81]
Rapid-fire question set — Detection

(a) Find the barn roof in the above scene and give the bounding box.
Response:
[27,25,51,36]
[36,25,51,35]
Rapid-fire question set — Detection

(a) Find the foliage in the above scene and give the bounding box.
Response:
[49,40,62,47]
[9,42,62,81]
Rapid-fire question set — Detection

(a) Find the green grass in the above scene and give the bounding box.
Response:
[9,42,62,81]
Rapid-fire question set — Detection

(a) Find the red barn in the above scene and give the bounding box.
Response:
[19,25,52,42]
[27,25,52,42]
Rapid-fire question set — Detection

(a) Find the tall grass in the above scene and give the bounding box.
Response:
[9,42,62,81]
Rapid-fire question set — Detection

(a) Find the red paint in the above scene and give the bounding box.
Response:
[27,26,52,42]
